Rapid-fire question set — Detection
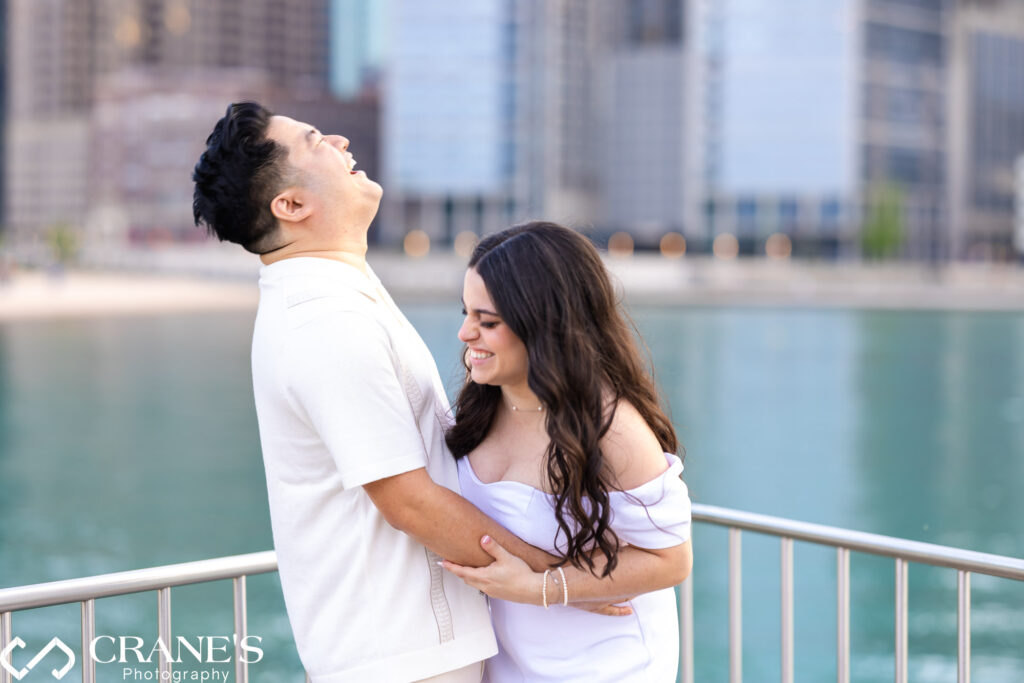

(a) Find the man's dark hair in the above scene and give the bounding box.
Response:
[192,102,291,254]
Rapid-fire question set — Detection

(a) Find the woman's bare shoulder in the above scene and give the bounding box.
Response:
[600,398,670,490]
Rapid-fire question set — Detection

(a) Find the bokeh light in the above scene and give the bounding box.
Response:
[713,233,739,260]
[765,233,793,260]
[453,231,478,259]
[114,16,142,47]
[164,2,191,36]
[659,232,687,259]
[608,232,634,258]
[403,230,430,259]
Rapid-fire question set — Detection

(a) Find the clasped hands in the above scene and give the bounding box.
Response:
[440,535,635,617]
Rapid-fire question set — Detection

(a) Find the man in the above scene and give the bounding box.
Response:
[192,103,552,682]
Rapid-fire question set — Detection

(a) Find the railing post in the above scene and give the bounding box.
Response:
[1,612,11,683]
[958,570,970,683]
[81,599,96,683]
[729,527,742,683]
[157,587,172,680]
[678,574,694,683]
[894,559,908,683]
[781,537,794,683]
[837,548,850,683]
[234,576,249,683]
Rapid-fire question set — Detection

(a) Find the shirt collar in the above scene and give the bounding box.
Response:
[259,256,379,302]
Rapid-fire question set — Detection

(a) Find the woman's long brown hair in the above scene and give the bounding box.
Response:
[445,222,679,577]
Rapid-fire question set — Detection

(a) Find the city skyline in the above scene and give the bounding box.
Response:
[1,0,1023,262]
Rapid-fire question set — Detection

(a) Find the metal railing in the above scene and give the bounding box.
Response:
[2,506,1023,683]
[0,552,285,683]
[679,503,1024,683]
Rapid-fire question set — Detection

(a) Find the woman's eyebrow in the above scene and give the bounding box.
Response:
[462,299,500,317]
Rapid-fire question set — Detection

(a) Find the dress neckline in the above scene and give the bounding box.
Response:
[460,456,543,495]
[459,453,681,497]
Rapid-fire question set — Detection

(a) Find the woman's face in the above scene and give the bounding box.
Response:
[458,268,529,388]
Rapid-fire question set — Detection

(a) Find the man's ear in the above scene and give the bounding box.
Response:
[270,187,313,225]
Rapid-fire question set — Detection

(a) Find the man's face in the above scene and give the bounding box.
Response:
[265,115,382,213]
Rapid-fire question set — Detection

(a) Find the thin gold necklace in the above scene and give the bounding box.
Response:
[507,397,544,412]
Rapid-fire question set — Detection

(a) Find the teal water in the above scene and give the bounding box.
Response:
[0,306,1022,682]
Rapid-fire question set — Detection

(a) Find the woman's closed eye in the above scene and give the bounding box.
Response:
[461,307,499,329]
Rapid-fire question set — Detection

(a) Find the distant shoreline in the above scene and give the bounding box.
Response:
[2,248,1023,321]
[0,270,258,321]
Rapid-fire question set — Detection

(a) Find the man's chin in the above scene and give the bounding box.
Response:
[356,173,384,198]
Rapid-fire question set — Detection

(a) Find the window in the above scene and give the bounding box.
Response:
[866,23,943,65]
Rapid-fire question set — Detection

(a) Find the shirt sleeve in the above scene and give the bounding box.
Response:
[285,309,428,489]
[609,453,692,549]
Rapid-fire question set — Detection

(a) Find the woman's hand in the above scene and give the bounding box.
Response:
[440,535,542,604]
[441,535,633,616]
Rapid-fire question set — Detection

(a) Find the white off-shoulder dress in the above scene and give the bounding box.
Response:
[457,452,692,682]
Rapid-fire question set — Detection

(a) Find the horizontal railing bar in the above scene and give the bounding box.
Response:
[692,504,1024,581]
[0,551,277,612]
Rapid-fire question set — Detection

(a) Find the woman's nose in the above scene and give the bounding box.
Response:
[458,318,476,343]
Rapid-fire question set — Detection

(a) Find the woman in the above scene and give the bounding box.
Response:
[441,222,693,682]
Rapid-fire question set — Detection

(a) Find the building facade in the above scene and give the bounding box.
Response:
[948,0,1024,260]
[4,0,333,243]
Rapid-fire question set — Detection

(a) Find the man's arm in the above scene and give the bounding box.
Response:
[363,467,556,571]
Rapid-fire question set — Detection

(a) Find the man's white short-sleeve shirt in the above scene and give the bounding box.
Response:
[251,257,496,682]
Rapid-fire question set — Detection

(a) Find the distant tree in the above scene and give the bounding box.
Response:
[49,222,78,266]
[861,184,904,259]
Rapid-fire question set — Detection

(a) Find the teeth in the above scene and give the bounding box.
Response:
[469,350,493,360]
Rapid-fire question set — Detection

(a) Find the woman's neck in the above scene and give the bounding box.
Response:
[501,384,544,415]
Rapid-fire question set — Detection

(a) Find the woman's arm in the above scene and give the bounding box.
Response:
[441,534,691,608]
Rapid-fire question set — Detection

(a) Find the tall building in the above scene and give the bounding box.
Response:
[0,0,7,239]
[599,0,688,245]
[692,0,861,256]
[948,0,1024,259]
[330,0,386,98]
[693,0,1024,260]
[860,0,950,261]
[381,0,518,245]
[512,0,604,230]
[382,0,611,245]
[4,0,332,243]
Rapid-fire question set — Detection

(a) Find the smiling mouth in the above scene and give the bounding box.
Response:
[468,350,494,360]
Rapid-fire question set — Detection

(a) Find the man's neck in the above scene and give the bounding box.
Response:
[260,234,370,274]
